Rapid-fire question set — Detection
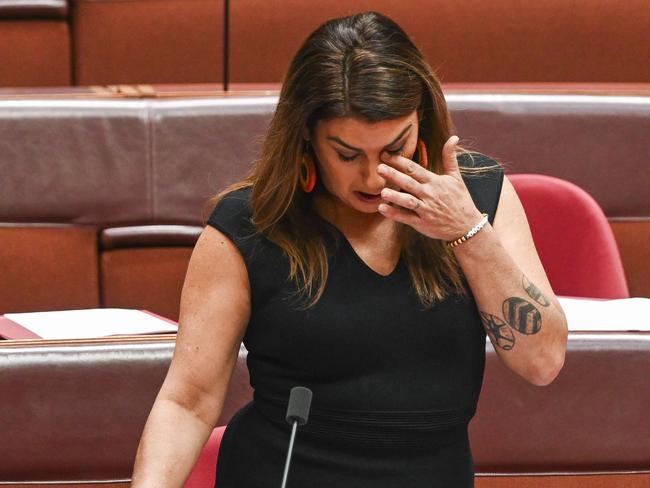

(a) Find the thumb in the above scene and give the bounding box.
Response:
[442,135,460,175]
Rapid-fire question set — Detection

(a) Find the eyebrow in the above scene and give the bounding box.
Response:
[327,124,412,152]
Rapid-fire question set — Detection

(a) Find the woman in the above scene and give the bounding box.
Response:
[131,11,568,487]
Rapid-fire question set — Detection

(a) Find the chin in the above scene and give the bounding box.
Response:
[353,204,381,214]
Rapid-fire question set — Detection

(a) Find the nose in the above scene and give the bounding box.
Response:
[362,158,387,193]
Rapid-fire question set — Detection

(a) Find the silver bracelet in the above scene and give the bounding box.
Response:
[446,213,489,248]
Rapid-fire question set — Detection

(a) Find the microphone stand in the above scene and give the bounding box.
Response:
[280,386,313,488]
[280,419,299,488]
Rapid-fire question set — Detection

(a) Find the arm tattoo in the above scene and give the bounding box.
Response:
[479,274,548,349]
[522,274,550,307]
[480,312,515,351]
[502,297,542,334]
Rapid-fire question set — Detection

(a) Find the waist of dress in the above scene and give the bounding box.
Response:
[252,391,474,448]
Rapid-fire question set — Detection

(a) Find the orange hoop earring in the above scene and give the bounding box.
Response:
[299,152,317,193]
[416,138,428,168]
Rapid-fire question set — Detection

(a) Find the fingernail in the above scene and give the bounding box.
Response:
[377,164,386,174]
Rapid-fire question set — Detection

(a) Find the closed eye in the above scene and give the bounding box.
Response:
[337,145,405,162]
[337,153,358,162]
[386,145,405,156]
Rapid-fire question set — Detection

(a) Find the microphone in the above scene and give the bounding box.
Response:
[280,386,313,488]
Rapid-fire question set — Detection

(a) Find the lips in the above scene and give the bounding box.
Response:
[354,191,382,203]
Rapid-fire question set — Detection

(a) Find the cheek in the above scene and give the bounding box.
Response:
[317,157,354,189]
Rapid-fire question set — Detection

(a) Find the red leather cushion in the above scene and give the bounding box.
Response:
[509,174,628,298]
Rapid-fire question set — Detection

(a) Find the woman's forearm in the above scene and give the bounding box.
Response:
[452,223,568,386]
[131,396,216,487]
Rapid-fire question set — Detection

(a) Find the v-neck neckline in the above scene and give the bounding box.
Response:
[321,219,403,279]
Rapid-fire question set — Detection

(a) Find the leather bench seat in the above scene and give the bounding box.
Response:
[1,86,649,487]
[4,90,645,221]
[1,333,649,484]
[0,99,152,226]
[1,91,648,320]
[0,95,273,318]
[0,336,250,483]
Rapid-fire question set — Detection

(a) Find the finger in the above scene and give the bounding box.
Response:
[380,153,430,184]
[442,135,460,176]
[380,188,422,212]
[377,163,424,198]
[378,202,420,226]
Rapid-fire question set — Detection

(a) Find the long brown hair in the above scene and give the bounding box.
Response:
[207,11,499,308]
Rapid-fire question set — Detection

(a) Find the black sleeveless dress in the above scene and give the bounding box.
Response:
[207,153,504,488]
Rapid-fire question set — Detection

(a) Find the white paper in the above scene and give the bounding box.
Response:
[5,308,177,340]
[557,296,650,332]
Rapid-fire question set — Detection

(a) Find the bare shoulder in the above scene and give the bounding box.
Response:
[179,225,251,330]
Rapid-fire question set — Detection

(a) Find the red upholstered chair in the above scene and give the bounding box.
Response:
[508,173,629,299]
[184,426,227,488]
